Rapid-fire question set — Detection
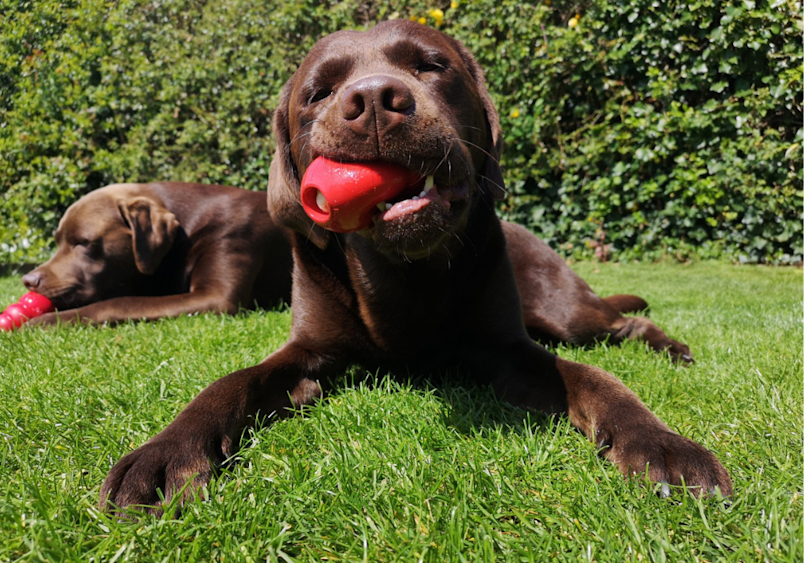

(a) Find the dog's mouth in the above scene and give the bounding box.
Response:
[367,169,473,261]
[300,157,470,234]
[374,174,469,226]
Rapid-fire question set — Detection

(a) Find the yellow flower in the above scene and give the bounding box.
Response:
[510,108,520,118]
[418,16,427,25]
[451,1,458,8]
[544,0,551,5]
[568,16,579,28]
[428,8,444,27]
[410,14,418,21]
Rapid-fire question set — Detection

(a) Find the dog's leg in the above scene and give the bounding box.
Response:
[521,296,693,363]
[601,294,695,362]
[489,341,731,496]
[503,222,690,361]
[100,342,335,515]
[28,292,247,326]
[603,294,648,314]
[609,315,693,363]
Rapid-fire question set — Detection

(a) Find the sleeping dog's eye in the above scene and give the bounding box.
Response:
[73,238,99,253]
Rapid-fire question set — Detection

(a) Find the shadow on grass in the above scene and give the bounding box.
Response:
[323,366,561,439]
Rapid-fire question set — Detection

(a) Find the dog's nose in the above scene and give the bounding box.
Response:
[22,270,42,290]
[341,75,414,136]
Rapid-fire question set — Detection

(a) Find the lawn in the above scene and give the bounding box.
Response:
[0,262,800,562]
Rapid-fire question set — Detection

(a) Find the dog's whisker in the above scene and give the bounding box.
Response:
[459,138,502,168]
[478,173,509,197]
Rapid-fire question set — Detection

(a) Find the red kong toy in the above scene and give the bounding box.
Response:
[0,291,54,331]
[300,157,425,233]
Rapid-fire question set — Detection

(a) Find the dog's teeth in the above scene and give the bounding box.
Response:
[424,175,434,193]
[419,190,427,197]
[316,191,329,213]
[377,202,387,211]
[412,196,419,201]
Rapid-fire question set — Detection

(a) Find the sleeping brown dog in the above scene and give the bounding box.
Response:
[22,182,293,325]
[100,21,729,513]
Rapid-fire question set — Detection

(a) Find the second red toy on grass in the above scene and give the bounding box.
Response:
[0,291,54,331]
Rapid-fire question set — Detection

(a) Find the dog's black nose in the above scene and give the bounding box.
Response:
[341,75,414,137]
[22,270,41,290]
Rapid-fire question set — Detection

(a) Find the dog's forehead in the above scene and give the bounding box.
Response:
[300,21,463,78]
[59,189,125,239]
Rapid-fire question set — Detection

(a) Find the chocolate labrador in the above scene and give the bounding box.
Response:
[100,21,729,513]
[22,182,293,325]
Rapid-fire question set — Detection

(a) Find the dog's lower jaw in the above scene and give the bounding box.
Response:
[362,185,474,262]
[370,207,460,262]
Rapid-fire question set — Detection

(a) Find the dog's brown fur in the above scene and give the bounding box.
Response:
[23,182,293,325]
[100,21,729,513]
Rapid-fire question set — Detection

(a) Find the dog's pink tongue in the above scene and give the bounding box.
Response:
[382,189,448,222]
[301,157,420,233]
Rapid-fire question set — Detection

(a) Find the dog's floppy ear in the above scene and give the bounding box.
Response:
[118,197,179,275]
[267,76,331,249]
[453,40,506,201]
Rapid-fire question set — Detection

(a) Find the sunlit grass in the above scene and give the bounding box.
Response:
[0,262,800,562]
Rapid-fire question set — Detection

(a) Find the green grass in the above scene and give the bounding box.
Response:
[0,262,800,562]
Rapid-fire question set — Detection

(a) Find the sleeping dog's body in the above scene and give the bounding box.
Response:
[23,182,293,325]
[100,21,730,513]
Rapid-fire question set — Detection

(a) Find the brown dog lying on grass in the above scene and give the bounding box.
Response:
[99,20,729,514]
[21,182,689,361]
[21,182,294,325]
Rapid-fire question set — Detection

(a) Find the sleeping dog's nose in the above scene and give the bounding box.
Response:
[341,75,414,137]
[22,270,42,290]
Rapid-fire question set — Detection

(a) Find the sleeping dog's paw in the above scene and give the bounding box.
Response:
[100,431,225,516]
[25,311,63,327]
[597,425,732,498]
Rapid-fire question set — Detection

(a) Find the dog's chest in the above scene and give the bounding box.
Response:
[349,259,471,356]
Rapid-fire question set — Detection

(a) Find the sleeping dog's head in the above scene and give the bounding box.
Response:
[22,184,179,310]
[268,20,504,259]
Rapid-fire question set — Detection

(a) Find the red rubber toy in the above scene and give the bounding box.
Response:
[0,291,54,331]
[19,291,55,316]
[3,303,30,328]
[300,157,422,233]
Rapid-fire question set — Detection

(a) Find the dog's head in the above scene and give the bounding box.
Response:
[268,20,504,259]
[22,184,179,309]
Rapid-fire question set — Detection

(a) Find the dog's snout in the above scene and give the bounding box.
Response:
[341,75,414,136]
[22,270,42,290]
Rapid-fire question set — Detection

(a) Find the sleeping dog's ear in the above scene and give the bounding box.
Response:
[267,76,332,250]
[453,40,506,201]
[118,197,179,275]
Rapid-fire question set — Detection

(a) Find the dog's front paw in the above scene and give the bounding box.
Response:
[100,433,223,515]
[25,311,62,327]
[599,425,731,497]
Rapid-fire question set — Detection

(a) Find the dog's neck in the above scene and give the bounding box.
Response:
[332,192,500,282]
[291,196,512,355]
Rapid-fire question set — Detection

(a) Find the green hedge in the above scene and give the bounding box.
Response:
[1,0,801,264]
